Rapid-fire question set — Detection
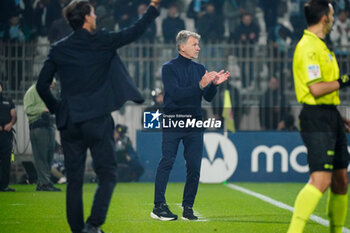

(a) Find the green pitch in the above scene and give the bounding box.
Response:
[1,183,349,233]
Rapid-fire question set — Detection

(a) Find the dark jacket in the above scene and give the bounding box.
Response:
[231,21,260,44]
[37,6,159,129]
[162,16,185,43]
[259,89,288,130]
[162,54,217,117]
[197,12,225,43]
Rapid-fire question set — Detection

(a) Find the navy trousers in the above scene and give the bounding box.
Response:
[154,130,203,207]
[0,131,12,189]
[60,115,118,233]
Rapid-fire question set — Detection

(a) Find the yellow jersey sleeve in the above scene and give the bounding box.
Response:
[293,30,340,105]
[301,50,323,86]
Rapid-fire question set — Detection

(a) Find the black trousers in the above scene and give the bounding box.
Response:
[60,115,118,233]
[0,131,13,189]
[300,105,349,173]
[154,130,203,207]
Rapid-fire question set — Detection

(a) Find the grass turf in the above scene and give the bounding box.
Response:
[0,183,349,233]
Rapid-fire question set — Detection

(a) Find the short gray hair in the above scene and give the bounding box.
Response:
[176,30,201,51]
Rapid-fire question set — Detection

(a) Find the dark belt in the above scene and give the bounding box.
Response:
[303,104,337,110]
[29,119,52,130]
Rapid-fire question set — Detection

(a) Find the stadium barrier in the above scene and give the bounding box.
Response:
[2,41,350,105]
[137,131,350,183]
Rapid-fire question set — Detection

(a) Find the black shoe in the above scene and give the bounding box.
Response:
[151,203,178,221]
[182,206,198,220]
[36,184,61,192]
[82,223,104,233]
[0,187,16,192]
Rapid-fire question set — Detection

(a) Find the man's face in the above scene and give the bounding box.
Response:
[138,4,147,15]
[206,4,215,14]
[156,94,163,104]
[242,15,252,26]
[168,6,178,18]
[338,11,347,23]
[325,4,334,34]
[85,6,97,31]
[268,77,278,90]
[181,37,200,59]
[10,16,19,26]
[114,131,121,141]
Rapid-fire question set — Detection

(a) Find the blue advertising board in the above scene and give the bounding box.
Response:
[136,131,350,183]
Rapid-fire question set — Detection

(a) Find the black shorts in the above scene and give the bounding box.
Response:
[300,105,350,173]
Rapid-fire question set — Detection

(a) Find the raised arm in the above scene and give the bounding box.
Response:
[107,2,161,49]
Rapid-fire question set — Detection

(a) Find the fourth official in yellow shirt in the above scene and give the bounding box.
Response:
[288,1,350,233]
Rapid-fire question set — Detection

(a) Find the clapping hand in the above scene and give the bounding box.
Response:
[200,71,217,88]
[213,70,230,86]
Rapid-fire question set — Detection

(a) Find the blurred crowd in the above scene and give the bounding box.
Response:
[0,0,348,46]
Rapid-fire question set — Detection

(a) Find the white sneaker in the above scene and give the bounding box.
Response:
[57,177,67,184]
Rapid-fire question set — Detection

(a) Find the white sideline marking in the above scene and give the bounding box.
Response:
[176,203,208,222]
[226,183,350,233]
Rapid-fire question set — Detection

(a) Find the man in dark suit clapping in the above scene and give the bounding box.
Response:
[36,0,161,232]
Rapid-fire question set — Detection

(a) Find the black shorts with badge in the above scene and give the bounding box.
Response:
[300,104,350,173]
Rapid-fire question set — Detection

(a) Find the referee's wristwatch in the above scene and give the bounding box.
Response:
[338,74,350,89]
